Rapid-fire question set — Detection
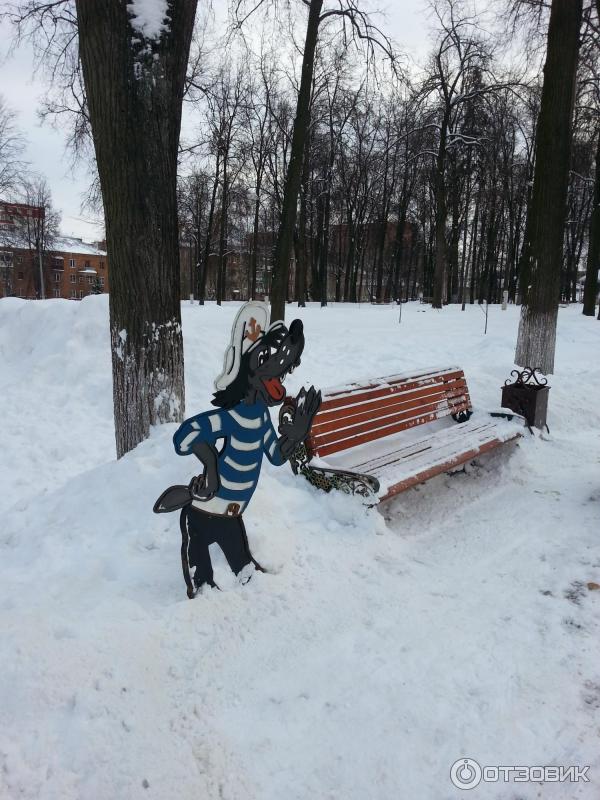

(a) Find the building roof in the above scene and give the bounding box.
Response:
[54,236,107,256]
[0,228,107,257]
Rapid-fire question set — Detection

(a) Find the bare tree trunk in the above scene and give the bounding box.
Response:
[75,0,196,458]
[320,181,332,307]
[469,191,481,305]
[313,177,324,302]
[200,154,220,305]
[250,172,262,300]
[217,152,228,305]
[432,117,448,308]
[194,192,202,301]
[515,0,582,372]
[582,128,600,316]
[295,161,309,306]
[392,167,411,300]
[269,0,323,322]
[448,185,460,303]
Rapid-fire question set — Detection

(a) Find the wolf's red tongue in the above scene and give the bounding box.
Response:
[262,377,285,401]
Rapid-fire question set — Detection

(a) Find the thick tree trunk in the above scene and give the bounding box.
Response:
[375,150,391,302]
[343,213,354,301]
[374,215,387,302]
[269,0,323,322]
[393,183,411,299]
[295,132,312,307]
[250,172,262,300]
[515,0,582,373]
[432,118,448,308]
[320,184,332,307]
[200,154,220,305]
[469,194,481,305]
[448,187,460,303]
[582,129,600,316]
[217,153,228,305]
[295,172,308,306]
[194,196,202,301]
[75,0,196,457]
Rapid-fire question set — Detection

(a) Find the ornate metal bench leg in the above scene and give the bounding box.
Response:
[289,443,379,500]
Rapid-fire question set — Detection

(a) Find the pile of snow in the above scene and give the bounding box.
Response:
[127,0,169,40]
[1,296,599,799]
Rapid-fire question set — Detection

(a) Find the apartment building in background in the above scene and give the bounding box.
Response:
[0,200,108,300]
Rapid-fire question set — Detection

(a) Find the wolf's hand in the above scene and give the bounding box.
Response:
[278,386,321,444]
[189,473,219,502]
[189,441,220,501]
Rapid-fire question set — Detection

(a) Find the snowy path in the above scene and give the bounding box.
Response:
[1,297,599,799]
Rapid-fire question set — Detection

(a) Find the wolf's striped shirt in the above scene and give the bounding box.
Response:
[173,401,285,515]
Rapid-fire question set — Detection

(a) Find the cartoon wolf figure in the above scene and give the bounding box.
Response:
[154,302,321,597]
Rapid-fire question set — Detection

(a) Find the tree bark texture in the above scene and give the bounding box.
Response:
[75,0,197,457]
[200,154,220,304]
[582,128,600,316]
[515,0,582,373]
[432,117,449,308]
[269,0,323,322]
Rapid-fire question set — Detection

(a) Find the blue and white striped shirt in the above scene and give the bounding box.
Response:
[173,401,285,514]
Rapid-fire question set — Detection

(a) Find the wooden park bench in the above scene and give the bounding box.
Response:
[286,366,524,502]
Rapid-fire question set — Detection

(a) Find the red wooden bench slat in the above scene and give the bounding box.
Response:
[312,377,470,428]
[309,393,470,451]
[320,366,463,399]
[309,401,473,458]
[307,367,472,459]
[317,369,466,413]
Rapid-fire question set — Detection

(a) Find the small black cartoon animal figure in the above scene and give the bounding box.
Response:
[154,302,321,598]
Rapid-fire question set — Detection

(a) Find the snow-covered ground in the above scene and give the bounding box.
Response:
[1,296,599,800]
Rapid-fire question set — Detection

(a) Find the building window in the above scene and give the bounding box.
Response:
[78,276,83,284]
[69,258,75,268]
[99,276,105,286]
[70,274,76,283]
[79,290,85,299]
[17,256,23,264]
[84,260,91,268]
[99,261,105,270]
[17,271,24,280]
[70,289,76,298]
[54,273,61,282]
[87,275,93,284]
[54,288,60,298]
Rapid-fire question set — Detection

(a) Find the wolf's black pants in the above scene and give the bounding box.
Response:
[180,506,255,594]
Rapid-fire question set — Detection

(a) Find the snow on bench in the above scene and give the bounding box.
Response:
[298,366,524,501]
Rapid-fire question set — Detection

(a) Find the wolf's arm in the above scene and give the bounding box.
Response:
[190,440,220,499]
[173,410,224,498]
[263,417,287,466]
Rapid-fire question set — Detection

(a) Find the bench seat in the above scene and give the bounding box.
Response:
[319,415,524,500]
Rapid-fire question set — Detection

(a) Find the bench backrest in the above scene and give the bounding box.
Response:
[306,367,472,459]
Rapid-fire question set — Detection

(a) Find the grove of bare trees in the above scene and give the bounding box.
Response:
[178,0,600,325]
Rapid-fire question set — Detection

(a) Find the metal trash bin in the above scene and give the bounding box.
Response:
[501,368,550,432]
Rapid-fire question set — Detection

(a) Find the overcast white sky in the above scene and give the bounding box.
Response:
[0,1,436,241]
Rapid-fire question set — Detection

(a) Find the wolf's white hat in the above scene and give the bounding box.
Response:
[214,302,284,391]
